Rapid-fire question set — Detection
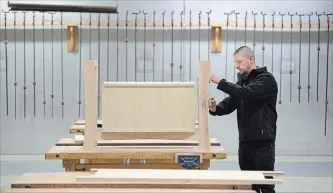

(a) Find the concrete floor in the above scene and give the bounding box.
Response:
[1,155,332,192]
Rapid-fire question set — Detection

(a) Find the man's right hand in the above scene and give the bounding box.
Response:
[209,98,217,112]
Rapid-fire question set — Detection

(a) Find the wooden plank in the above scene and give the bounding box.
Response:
[69,125,196,135]
[74,135,84,142]
[262,171,285,178]
[99,138,221,146]
[69,125,86,134]
[76,169,283,185]
[45,146,227,160]
[75,163,199,170]
[198,61,211,150]
[101,131,195,140]
[101,82,196,140]
[83,60,98,150]
[88,159,178,164]
[56,138,81,146]
[74,119,196,126]
[3,188,256,193]
[8,172,258,190]
[61,159,210,171]
[56,137,221,146]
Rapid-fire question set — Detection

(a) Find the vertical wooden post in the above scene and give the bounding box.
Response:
[83,60,98,151]
[198,61,211,150]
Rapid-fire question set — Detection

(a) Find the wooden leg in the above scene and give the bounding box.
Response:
[83,60,98,150]
[199,159,210,169]
[198,61,211,151]
[62,159,80,171]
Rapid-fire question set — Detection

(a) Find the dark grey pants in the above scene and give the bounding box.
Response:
[238,142,276,193]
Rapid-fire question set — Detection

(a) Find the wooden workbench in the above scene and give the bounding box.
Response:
[51,119,226,172]
[46,137,226,171]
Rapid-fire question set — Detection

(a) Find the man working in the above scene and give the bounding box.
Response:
[209,46,278,193]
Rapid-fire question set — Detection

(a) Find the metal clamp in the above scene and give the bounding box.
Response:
[177,155,201,169]
[123,159,147,164]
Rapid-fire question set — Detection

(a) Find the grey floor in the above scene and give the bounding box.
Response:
[1,155,332,193]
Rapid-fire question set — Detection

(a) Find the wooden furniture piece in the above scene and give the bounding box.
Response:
[101,82,196,140]
[45,60,226,171]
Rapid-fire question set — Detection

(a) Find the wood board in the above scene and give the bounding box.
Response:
[101,131,195,140]
[7,172,281,190]
[45,146,227,160]
[56,136,221,146]
[76,169,282,185]
[198,61,211,150]
[69,124,198,137]
[75,120,103,127]
[83,60,98,150]
[101,82,196,140]
[3,188,256,193]
[74,119,198,126]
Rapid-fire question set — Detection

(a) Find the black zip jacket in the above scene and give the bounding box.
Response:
[209,67,278,144]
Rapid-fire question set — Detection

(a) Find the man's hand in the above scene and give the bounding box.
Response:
[210,74,220,84]
[209,97,217,112]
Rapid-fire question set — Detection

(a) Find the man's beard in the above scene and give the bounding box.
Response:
[238,69,245,74]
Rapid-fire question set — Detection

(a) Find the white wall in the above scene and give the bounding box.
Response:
[0,0,332,155]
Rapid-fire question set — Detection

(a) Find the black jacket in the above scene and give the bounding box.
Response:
[209,66,278,144]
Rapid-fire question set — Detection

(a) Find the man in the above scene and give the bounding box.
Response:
[209,46,278,193]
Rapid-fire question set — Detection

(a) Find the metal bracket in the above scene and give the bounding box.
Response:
[177,155,201,169]
[123,159,147,164]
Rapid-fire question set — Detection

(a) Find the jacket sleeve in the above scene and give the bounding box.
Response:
[216,74,278,100]
[209,96,236,116]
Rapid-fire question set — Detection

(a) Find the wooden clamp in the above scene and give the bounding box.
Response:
[67,25,79,52]
[211,26,222,53]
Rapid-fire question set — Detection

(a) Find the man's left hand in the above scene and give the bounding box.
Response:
[210,74,220,84]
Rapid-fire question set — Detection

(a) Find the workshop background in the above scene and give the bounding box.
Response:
[0,1,332,192]
[1,0,332,156]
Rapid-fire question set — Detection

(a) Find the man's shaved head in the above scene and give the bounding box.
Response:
[233,46,254,57]
[233,46,256,74]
